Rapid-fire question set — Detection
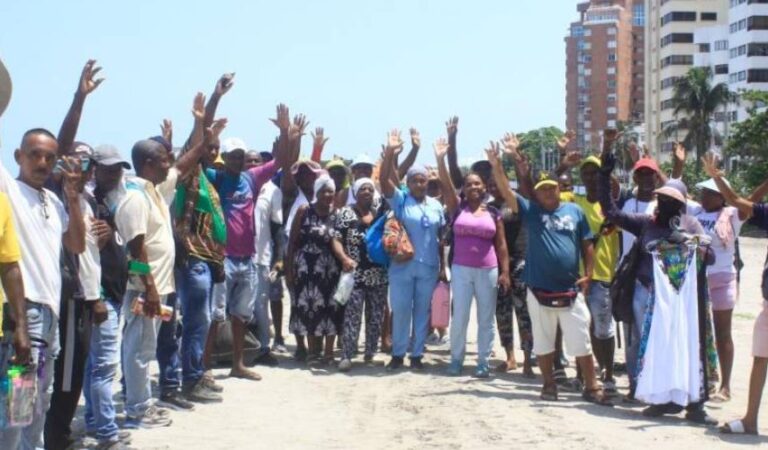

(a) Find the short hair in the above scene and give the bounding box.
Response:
[131,139,165,174]
[20,128,57,148]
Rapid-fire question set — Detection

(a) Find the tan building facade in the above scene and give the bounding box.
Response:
[644,0,728,156]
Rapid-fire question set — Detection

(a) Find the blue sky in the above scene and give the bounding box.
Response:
[0,0,575,170]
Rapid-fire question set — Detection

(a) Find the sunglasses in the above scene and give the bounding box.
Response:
[54,157,91,173]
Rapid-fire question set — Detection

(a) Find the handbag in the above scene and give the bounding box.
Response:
[382,200,414,263]
[610,225,647,323]
[365,212,390,267]
[430,281,451,328]
[531,288,578,308]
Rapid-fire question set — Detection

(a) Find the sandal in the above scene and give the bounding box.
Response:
[719,419,758,435]
[540,384,559,401]
[582,388,614,407]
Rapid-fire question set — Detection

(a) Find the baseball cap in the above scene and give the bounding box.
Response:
[633,158,660,174]
[654,179,687,204]
[325,158,347,171]
[93,145,131,169]
[696,177,731,194]
[290,159,324,176]
[0,56,10,118]
[470,160,491,173]
[220,137,248,154]
[71,141,94,159]
[580,155,601,169]
[259,151,273,162]
[351,154,374,169]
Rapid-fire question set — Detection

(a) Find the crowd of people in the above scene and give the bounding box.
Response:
[0,57,767,450]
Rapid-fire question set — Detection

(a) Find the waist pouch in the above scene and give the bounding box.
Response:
[531,289,578,308]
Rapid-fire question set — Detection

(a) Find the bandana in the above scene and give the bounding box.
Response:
[313,173,336,203]
[352,177,375,199]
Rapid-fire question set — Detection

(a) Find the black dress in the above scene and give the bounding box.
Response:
[289,205,343,336]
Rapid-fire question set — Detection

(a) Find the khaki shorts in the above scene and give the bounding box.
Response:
[527,292,592,358]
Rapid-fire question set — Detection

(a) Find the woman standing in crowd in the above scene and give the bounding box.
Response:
[599,130,716,424]
[694,177,748,402]
[434,138,510,378]
[380,130,445,372]
[286,173,351,365]
[333,178,388,371]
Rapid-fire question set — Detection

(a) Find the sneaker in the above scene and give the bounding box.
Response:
[88,430,132,443]
[446,360,463,377]
[603,379,618,395]
[410,356,424,371]
[201,374,224,393]
[272,340,288,354]
[158,391,195,411]
[123,406,172,429]
[426,332,440,346]
[363,354,374,364]
[253,352,279,367]
[338,359,352,372]
[183,382,223,404]
[437,335,449,346]
[685,409,718,427]
[473,363,490,379]
[96,440,131,450]
[386,356,404,372]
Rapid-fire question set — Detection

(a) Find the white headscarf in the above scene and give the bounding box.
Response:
[312,173,336,203]
[352,177,375,200]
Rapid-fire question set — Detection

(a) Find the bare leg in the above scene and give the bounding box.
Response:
[714,309,734,399]
[742,357,768,432]
[538,353,556,393]
[229,317,261,380]
[270,300,284,344]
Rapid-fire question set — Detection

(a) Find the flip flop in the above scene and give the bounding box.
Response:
[719,420,758,435]
[540,385,559,401]
[710,392,731,403]
[582,388,614,407]
[228,369,262,381]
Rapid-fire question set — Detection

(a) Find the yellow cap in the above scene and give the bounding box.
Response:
[534,179,558,190]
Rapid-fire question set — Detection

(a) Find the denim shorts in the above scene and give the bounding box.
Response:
[586,281,615,339]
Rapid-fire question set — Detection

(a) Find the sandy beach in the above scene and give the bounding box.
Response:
[71,237,768,449]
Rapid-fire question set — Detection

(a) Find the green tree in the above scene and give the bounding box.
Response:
[515,126,564,170]
[665,67,735,172]
[726,90,768,192]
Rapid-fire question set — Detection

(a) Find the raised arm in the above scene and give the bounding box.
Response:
[58,59,104,157]
[702,153,753,220]
[434,137,459,214]
[310,127,327,163]
[445,117,463,189]
[671,142,686,181]
[380,129,403,198]
[500,132,532,200]
[60,157,86,254]
[487,138,518,214]
[397,128,421,180]
[175,126,216,180]
[554,130,578,177]
[599,134,646,236]
[748,178,768,203]
[279,111,307,200]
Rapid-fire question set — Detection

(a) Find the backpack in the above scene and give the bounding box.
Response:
[610,224,647,323]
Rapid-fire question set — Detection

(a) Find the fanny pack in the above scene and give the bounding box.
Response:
[531,288,578,308]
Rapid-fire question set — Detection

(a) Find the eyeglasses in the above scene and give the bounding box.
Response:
[38,190,50,220]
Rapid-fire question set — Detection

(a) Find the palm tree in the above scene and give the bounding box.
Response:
[664,67,736,171]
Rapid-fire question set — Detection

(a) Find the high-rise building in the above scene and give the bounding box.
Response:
[565,1,645,152]
[644,0,728,156]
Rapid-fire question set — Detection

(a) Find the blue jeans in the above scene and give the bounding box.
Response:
[450,264,498,365]
[626,281,652,392]
[83,299,120,442]
[156,294,181,393]
[250,264,272,355]
[388,261,438,358]
[177,258,214,384]
[225,257,256,323]
[0,301,60,450]
[586,281,615,340]
[121,290,168,418]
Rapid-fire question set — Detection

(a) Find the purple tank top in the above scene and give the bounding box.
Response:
[452,208,498,268]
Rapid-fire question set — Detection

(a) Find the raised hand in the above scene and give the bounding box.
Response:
[385,129,404,154]
[211,118,228,138]
[603,127,622,146]
[556,130,576,153]
[433,137,449,160]
[673,142,686,164]
[702,152,723,178]
[561,150,582,169]
[410,128,421,149]
[293,114,309,136]
[445,116,459,138]
[270,103,291,132]
[484,141,502,165]
[78,59,105,96]
[160,119,173,145]
[60,156,84,201]
[311,127,329,150]
[191,92,206,122]
[501,132,520,154]
[628,141,640,164]
[215,73,235,96]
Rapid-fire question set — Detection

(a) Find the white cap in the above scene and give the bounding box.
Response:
[220,137,248,154]
[351,154,374,169]
[696,177,731,194]
[0,56,11,118]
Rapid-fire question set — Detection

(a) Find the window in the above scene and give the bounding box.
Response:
[607,40,617,48]
[740,70,748,81]
[661,55,693,67]
[633,3,645,27]
[701,12,718,21]
[661,11,696,26]
[748,69,768,82]
[584,28,592,37]
[607,94,617,104]
[661,76,680,89]
[730,45,747,58]
[607,67,616,75]
[571,25,584,37]
[699,43,711,53]
[715,40,729,51]
[749,16,768,30]
[661,99,675,110]
[607,27,617,35]
[608,53,617,62]
[748,42,768,56]
[661,33,694,47]
[607,106,617,114]
[715,64,729,74]
[607,80,616,89]
[607,120,616,128]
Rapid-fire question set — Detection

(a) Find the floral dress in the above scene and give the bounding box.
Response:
[289,205,343,336]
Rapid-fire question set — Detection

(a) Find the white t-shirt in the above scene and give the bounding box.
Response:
[0,163,68,316]
[619,197,702,261]
[254,181,283,267]
[78,195,102,301]
[695,207,744,275]
[115,168,179,296]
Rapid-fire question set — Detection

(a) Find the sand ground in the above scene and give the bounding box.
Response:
[72,237,768,449]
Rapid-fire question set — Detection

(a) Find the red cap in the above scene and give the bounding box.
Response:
[633,158,660,174]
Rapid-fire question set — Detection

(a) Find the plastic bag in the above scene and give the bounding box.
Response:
[7,365,36,428]
[333,272,355,306]
[431,281,451,328]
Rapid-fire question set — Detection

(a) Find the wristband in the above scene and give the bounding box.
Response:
[128,260,151,276]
